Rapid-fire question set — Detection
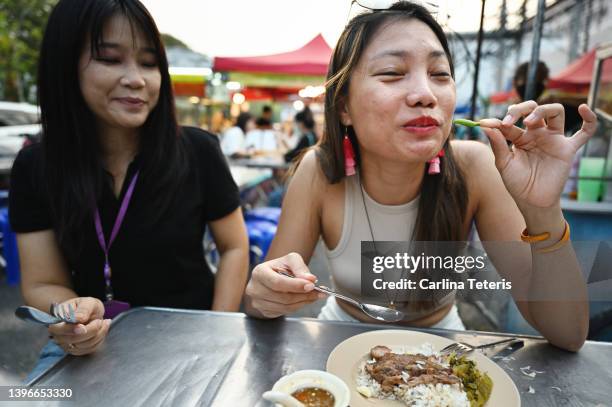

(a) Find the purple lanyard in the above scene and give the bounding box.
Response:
[94,171,139,300]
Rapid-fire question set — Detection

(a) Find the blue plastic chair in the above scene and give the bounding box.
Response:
[244,207,281,225]
[245,219,277,264]
[0,207,20,285]
[0,190,9,207]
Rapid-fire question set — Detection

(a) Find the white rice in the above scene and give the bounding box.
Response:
[356,343,470,407]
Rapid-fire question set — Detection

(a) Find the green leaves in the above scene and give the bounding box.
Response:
[0,0,57,102]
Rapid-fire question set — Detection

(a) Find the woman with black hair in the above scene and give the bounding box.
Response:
[244,1,596,352]
[284,109,318,163]
[10,0,248,374]
[221,112,255,157]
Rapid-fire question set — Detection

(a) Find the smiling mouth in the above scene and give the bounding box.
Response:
[116,98,145,105]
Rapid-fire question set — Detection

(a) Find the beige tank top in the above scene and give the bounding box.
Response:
[324,175,455,320]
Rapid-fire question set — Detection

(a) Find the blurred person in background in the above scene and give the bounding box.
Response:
[284,108,318,163]
[513,61,581,133]
[245,116,280,154]
[260,105,274,126]
[221,111,255,157]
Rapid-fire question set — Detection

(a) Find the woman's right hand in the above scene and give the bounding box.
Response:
[48,297,111,356]
[245,252,325,318]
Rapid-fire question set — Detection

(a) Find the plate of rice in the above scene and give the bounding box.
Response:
[326,330,519,407]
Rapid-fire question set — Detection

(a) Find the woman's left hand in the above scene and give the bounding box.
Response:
[480,101,598,208]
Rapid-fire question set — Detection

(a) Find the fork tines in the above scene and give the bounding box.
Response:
[51,302,76,324]
[440,342,471,358]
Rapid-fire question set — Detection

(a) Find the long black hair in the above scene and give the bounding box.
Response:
[38,0,186,258]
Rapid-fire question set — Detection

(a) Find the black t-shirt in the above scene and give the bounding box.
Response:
[9,127,240,310]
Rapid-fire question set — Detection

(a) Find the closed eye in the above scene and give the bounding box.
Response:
[96,57,120,64]
[376,71,402,76]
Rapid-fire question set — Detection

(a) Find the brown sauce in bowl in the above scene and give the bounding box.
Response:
[291,387,335,407]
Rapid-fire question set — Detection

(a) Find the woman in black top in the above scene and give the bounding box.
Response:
[10,0,249,365]
[284,109,318,163]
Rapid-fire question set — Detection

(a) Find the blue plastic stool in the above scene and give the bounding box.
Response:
[245,220,277,264]
[244,207,281,225]
[0,207,20,285]
[0,190,9,207]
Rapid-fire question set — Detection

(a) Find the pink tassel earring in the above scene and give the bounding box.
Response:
[343,131,356,176]
[428,149,445,175]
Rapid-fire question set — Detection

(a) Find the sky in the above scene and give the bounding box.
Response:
[140,0,552,58]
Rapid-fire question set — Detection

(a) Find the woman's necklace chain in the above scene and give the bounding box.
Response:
[358,174,406,309]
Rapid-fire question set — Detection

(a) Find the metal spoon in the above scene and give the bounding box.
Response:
[275,269,405,323]
[15,305,63,325]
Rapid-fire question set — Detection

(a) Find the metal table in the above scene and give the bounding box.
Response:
[31,307,612,406]
[229,166,272,191]
[230,157,290,170]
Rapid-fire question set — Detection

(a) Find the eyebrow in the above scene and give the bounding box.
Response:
[370,49,447,61]
[98,42,156,54]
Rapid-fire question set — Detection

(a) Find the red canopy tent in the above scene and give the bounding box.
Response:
[489,48,612,104]
[213,34,332,76]
[240,87,301,101]
[489,89,518,104]
[548,48,612,93]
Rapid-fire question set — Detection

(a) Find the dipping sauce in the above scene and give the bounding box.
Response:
[291,387,335,407]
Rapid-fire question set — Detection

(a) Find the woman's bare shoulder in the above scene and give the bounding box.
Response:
[288,149,334,204]
[450,139,495,168]
[293,149,333,187]
[450,139,499,180]
[450,139,504,206]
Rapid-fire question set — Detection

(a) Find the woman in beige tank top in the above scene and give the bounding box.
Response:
[243,2,596,351]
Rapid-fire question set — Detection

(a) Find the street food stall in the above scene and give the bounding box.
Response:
[560,43,612,240]
[213,34,331,107]
[169,67,218,127]
[489,45,612,241]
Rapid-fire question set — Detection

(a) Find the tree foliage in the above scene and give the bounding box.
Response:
[161,33,189,49]
[0,0,57,102]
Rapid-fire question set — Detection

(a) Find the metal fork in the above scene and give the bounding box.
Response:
[50,303,77,324]
[440,338,518,358]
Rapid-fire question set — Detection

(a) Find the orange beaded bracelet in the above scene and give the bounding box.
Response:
[520,228,550,243]
[520,221,570,253]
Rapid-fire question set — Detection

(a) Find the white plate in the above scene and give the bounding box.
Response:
[326,330,520,407]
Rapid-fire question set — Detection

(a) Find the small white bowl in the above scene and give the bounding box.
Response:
[270,369,350,407]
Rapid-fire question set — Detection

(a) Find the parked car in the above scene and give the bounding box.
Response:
[0,101,40,126]
[0,102,42,187]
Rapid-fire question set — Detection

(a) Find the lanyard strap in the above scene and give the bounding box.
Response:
[94,170,140,291]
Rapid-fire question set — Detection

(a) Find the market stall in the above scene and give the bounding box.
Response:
[213,34,332,102]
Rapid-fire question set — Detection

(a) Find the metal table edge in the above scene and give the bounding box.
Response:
[25,306,611,386]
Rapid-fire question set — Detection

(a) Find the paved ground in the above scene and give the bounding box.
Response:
[0,279,47,385]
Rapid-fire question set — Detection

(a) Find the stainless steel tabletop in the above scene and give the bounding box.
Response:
[31,307,612,407]
[229,157,290,170]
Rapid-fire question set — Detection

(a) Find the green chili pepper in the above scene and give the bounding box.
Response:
[453,118,480,127]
